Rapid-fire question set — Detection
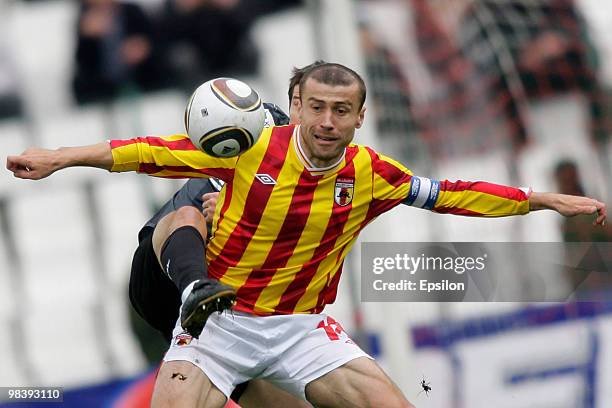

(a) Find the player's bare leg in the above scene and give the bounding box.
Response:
[151,360,227,408]
[238,380,312,408]
[152,206,236,337]
[305,357,414,408]
[152,206,209,254]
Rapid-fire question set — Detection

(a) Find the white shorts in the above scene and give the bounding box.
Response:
[164,311,371,400]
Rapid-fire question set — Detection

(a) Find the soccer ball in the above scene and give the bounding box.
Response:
[184,78,266,158]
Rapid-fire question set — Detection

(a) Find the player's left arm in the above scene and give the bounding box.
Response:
[370,151,606,225]
[370,151,531,217]
[529,191,606,226]
[411,177,607,225]
[426,180,606,224]
[428,179,531,217]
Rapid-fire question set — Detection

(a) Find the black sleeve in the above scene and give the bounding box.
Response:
[175,179,217,209]
[263,102,290,126]
[139,179,221,241]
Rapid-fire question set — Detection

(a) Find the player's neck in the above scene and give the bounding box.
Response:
[295,126,345,172]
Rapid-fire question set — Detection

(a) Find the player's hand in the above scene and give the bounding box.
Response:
[6,148,63,180]
[530,192,607,226]
[201,192,220,224]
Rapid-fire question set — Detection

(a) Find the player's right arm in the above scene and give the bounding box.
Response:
[6,143,113,180]
[7,134,239,182]
[110,135,237,181]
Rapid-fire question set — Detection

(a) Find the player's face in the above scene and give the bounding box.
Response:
[298,78,365,168]
[289,85,300,124]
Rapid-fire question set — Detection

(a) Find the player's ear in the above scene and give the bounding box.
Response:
[355,106,366,129]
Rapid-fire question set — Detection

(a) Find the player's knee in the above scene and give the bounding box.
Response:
[173,205,206,227]
[170,206,207,236]
[153,206,207,253]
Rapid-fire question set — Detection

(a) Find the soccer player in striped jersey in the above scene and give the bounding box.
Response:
[129,103,291,344]
[126,64,321,407]
[7,63,607,408]
[128,63,321,407]
[130,63,323,346]
[131,101,310,407]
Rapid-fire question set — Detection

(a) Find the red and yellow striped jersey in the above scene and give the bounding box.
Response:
[110,125,530,314]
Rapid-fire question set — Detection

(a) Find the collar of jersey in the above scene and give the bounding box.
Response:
[293,126,345,176]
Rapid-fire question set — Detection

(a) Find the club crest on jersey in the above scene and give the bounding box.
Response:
[174,331,193,346]
[334,177,354,206]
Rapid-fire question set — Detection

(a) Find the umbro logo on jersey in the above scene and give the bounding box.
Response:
[255,174,277,185]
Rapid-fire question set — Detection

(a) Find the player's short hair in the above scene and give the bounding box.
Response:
[299,62,367,109]
[288,60,326,103]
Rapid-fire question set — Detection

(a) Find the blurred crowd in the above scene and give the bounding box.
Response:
[1,0,609,199]
[0,0,301,113]
[72,0,301,104]
[361,0,610,158]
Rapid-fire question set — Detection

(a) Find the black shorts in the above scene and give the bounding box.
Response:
[129,228,181,342]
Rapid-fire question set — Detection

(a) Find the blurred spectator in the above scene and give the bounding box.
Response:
[0,45,23,120]
[408,0,520,158]
[159,0,301,91]
[403,0,609,159]
[0,0,23,120]
[72,0,170,105]
[357,19,423,162]
[487,0,610,146]
[359,21,413,138]
[554,159,611,300]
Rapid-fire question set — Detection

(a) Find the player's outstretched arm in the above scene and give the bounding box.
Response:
[6,142,113,180]
[8,135,238,181]
[529,192,607,226]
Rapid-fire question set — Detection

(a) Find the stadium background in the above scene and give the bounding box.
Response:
[0,0,611,406]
